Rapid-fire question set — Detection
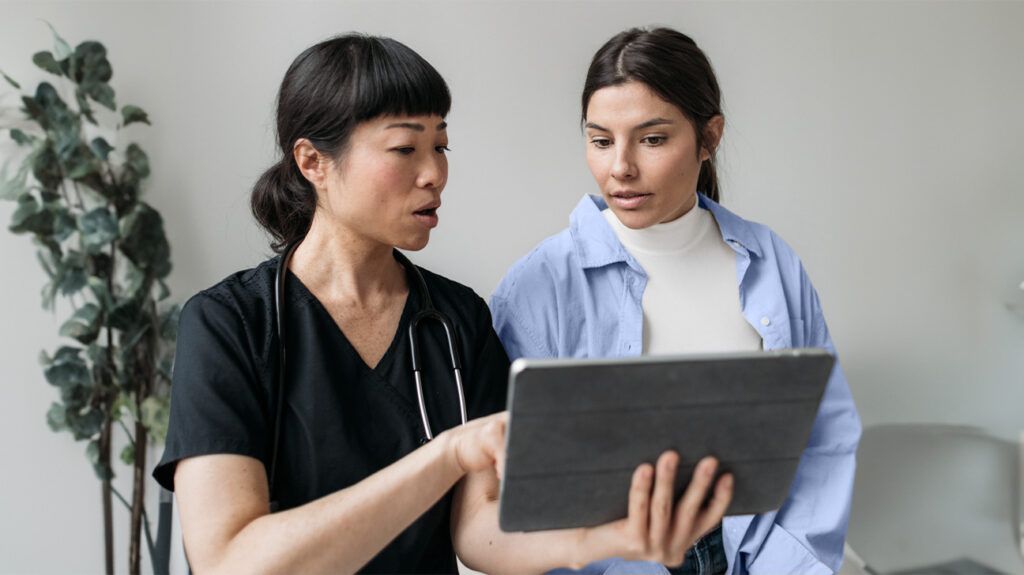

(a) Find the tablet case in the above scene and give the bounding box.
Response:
[498,349,834,532]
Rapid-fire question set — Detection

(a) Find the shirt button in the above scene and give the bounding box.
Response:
[760,316,771,326]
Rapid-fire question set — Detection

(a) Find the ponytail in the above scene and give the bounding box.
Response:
[697,154,720,204]
[250,158,315,253]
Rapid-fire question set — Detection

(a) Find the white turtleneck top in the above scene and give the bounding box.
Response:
[603,202,762,355]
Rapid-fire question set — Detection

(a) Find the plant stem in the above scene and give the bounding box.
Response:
[73,181,86,210]
[117,418,135,448]
[100,415,114,575]
[129,421,147,575]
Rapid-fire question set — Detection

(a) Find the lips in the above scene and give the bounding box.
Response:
[413,203,440,228]
[609,190,652,210]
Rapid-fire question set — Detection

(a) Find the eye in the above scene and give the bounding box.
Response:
[641,135,666,146]
[590,137,612,149]
[394,146,415,155]
[435,145,451,154]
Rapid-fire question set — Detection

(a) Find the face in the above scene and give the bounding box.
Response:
[306,114,449,251]
[584,81,720,229]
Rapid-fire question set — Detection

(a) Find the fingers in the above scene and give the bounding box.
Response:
[482,414,507,480]
[692,473,733,539]
[668,457,720,551]
[647,451,678,548]
[448,411,508,476]
[625,462,654,547]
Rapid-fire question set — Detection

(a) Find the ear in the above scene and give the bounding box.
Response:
[293,138,328,188]
[699,115,725,161]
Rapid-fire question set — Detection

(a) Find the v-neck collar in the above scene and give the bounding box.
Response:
[285,268,416,376]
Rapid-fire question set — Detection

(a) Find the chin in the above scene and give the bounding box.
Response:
[610,207,658,230]
[395,233,431,252]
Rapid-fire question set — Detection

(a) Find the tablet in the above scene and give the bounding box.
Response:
[498,348,834,532]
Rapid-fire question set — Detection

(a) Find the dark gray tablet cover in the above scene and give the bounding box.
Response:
[498,349,834,532]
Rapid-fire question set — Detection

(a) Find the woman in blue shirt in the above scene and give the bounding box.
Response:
[490,27,862,575]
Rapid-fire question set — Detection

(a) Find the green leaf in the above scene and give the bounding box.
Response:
[121,143,150,186]
[32,51,63,76]
[43,345,91,388]
[87,277,113,309]
[119,203,171,278]
[73,41,112,85]
[90,137,113,160]
[108,297,143,331]
[56,250,88,296]
[46,402,68,432]
[0,161,30,200]
[9,193,55,235]
[75,88,97,126]
[141,395,170,444]
[65,143,101,181]
[30,145,63,191]
[0,69,20,89]
[77,207,119,253]
[80,81,115,111]
[119,443,134,466]
[45,22,73,61]
[51,207,75,243]
[10,129,35,146]
[59,303,101,343]
[121,105,150,126]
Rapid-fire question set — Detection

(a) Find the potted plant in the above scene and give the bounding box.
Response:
[1,24,177,575]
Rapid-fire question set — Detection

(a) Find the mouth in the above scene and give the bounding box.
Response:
[608,190,652,210]
[412,203,440,229]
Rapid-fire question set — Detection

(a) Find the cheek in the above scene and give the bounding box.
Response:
[585,149,607,182]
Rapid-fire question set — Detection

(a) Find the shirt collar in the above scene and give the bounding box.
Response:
[697,194,763,258]
[569,193,763,269]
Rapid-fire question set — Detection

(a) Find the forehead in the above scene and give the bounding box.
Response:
[585,81,684,127]
[362,113,448,133]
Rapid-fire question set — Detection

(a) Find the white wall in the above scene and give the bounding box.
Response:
[1,1,1022,573]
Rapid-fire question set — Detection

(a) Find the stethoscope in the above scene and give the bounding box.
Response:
[267,238,467,507]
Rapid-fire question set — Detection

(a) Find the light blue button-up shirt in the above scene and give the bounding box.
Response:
[490,194,861,575]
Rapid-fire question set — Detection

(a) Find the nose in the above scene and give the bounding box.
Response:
[610,144,637,181]
[416,153,447,191]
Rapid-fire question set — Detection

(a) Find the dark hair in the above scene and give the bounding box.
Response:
[251,34,451,252]
[582,27,723,203]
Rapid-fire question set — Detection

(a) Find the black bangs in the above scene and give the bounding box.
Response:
[352,36,451,120]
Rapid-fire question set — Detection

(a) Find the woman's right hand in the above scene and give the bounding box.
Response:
[575,452,734,569]
[440,410,509,479]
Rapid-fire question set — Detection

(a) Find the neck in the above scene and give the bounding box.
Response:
[288,212,406,306]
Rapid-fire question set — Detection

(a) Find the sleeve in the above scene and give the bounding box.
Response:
[489,275,554,361]
[736,268,862,575]
[152,292,270,492]
[465,297,512,419]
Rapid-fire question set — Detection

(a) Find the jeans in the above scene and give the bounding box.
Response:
[668,525,727,575]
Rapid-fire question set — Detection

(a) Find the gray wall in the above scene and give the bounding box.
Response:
[1,1,1022,573]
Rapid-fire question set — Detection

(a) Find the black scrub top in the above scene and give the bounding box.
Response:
[153,255,510,574]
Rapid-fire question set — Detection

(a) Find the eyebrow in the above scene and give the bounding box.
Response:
[585,117,674,132]
[385,121,448,132]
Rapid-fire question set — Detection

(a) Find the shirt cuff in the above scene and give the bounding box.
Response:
[746,525,833,575]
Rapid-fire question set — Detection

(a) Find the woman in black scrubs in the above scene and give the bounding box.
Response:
[154,34,732,574]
